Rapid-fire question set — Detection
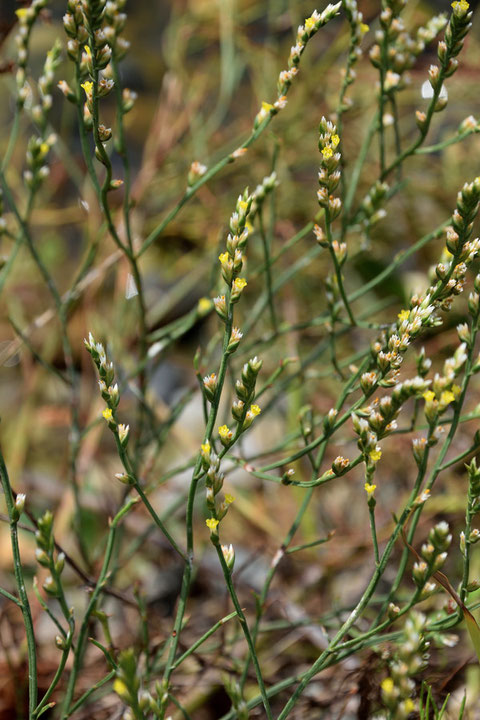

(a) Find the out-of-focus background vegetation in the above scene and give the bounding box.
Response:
[1,0,480,717]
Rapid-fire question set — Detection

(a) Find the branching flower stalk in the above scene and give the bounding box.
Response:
[316,117,356,333]
[238,364,363,693]
[84,334,185,558]
[380,0,473,180]
[62,0,150,457]
[138,3,342,257]
[157,191,275,719]
[1,0,48,173]
[1,15,90,566]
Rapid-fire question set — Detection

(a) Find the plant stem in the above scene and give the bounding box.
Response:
[213,542,273,720]
[61,499,137,718]
[0,450,37,717]
[258,208,277,333]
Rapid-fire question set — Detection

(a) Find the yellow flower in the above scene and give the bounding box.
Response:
[225,494,235,504]
[331,134,340,148]
[403,699,415,713]
[84,45,92,57]
[40,142,49,156]
[440,390,455,405]
[219,252,230,264]
[201,442,210,455]
[364,482,376,497]
[239,200,249,211]
[81,81,93,96]
[197,297,212,315]
[451,0,469,9]
[360,23,369,34]
[369,448,382,463]
[397,309,410,323]
[233,277,247,291]
[102,408,113,421]
[206,517,219,531]
[321,146,333,159]
[218,425,232,440]
[250,404,261,416]
[261,101,274,113]
[15,8,29,19]
[113,678,129,699]
[381,677,394,693]
[452,383,461,397]
[305,17,316,30]
[422,390,436,402]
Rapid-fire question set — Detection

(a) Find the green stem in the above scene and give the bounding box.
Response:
[380,22,461,182]
[326,206,356,325]
[0,450,37,717]
[438,441,480,472]
[276,453,429,720]
[239,362,361,691]
[61,499,136,718]
[159,305,235,716]
[213,541,273,720]
[378,317,479,623]
[111,56,149,461]
[258,208,277,332]
[368,503,380,567]
[67,670,116,716]
[343,111,378,223]
[172,611,238,669]
[132,480,186,561]
[0,586,22,607]
[0,174,89,566]
[139,117,272,257]
[33,639,73,718]
[414,127,478,155]
[1,108,20,173]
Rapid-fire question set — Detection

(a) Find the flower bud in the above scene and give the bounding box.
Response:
[203,373,217,402]
[388,603,400,620]
[213,295,227,322]
[35,549,50,567]
[332,456,349,475]
[12,493,26,522]
[43,575,58,596]
[115,472,134,485]
[415,110,427,131]
[55,634,68,650]
[282,468,295,485]
[187,161,207,187]
[231,400,245,421]
[221,543,235,571]
[122,88,137,113]
[413,561,428,586]
[227,326,243,354]
[118,424,129,447]
[55,552,65,575]
[98,124,112,142]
